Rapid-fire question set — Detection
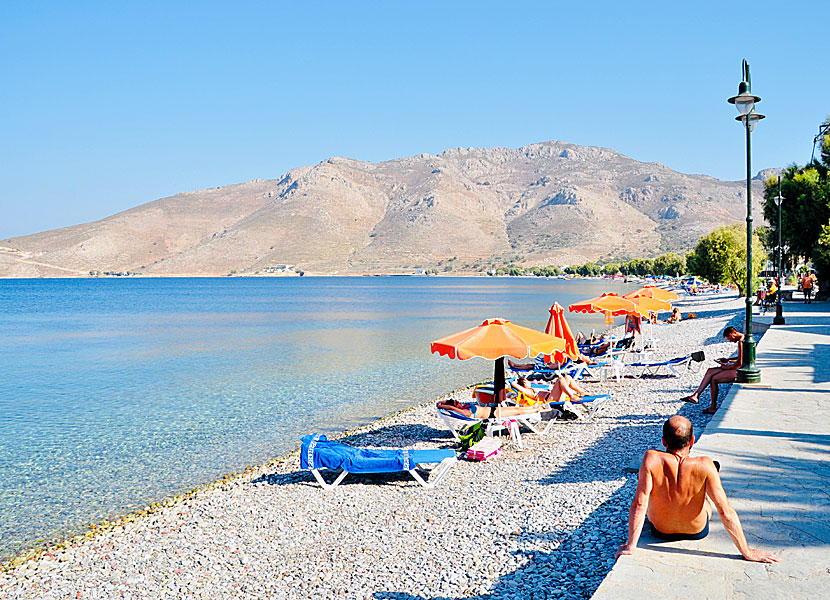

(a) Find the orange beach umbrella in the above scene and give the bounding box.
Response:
[626,296,672,314]
[543,303,580,363]
[569,293,642,316]
[624,285,679,302]
[431,318,566,404]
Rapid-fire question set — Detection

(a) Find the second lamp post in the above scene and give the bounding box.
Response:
[773,176,785,325]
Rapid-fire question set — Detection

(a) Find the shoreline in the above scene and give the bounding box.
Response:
[2,293,746,599]
[0,384,485,571]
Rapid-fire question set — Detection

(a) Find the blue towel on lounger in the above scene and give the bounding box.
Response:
[301,434,455,473]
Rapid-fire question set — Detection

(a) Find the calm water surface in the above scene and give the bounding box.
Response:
[0,276,634,558]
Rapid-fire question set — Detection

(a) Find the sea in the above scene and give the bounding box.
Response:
[0,276,635,560]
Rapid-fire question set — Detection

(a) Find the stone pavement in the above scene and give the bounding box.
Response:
[593,300,830,599]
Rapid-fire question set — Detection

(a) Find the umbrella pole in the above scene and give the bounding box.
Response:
[494,357,506,405]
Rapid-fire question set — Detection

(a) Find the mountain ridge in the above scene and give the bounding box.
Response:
[0,140,768,277]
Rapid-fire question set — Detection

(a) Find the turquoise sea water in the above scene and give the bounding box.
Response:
[0,276,634,559]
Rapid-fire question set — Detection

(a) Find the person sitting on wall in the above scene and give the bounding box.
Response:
[615,416,780,563]
[680,326,742,414]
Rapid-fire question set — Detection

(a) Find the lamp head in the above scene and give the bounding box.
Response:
[736,112,765,132]
[728,81,761,115]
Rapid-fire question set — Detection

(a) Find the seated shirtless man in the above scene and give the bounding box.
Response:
[616,416,779,563]
[681,326,742,414]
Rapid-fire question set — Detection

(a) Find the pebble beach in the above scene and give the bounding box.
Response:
[1,292,747,600]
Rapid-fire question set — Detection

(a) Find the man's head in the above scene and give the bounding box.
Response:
[662,415,694,452]
[723,326,742,342]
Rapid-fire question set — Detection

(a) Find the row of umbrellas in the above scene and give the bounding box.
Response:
[430,286,679,404]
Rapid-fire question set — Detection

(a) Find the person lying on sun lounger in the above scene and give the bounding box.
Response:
[583,336,635,357]
[508,351,598,371]
[575,330,599,345]
[512,374,587,404]
[436,398,551,419]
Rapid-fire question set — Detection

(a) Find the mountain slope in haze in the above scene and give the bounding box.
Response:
[0,141,766,277]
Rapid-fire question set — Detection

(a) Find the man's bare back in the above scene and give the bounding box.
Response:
[641,449,714,536]
[616,416,779,563]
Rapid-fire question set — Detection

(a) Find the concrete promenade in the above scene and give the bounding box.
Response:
[593,300,830,599]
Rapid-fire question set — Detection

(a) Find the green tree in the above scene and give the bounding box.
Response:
[603,263,621,276]
[688,224,764,296]
[577,262,600,276]
[763,121,830,291]
[652,252,686,277]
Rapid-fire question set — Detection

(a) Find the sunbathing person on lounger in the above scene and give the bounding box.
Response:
[512,375,587,404]
[436,398,551,419]
[584,336,634,357]
[666,307,681,324]
[616,416,779,563]
[575,330,599,345]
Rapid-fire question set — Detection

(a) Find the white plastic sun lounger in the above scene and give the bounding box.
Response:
[437,407,524,450]
[300,434,457,490]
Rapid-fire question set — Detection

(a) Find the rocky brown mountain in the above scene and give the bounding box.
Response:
[0,141,766,277]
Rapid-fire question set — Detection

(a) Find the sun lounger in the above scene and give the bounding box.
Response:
[627,355,703,378]
[508,357,603,382]
[508,380,612,421]
[300,434,457,490]
[437,406,524,450]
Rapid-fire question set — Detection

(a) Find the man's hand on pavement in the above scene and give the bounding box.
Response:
[744,548,781,563]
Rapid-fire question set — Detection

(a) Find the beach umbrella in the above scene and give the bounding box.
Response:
[625,296,672,314]
[431,318,566,404]
[624,285,679,302]
[568,293,642,316]
[543,302,580,363]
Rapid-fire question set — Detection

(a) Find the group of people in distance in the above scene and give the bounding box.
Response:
[756,270,819,306]
[754,278,778,306]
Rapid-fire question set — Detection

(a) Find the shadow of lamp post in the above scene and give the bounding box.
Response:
[773,176,785,325]
[728,59,764,383]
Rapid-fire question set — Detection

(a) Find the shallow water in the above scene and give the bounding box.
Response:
[0,276,634,558]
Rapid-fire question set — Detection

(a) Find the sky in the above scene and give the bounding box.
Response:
[1,1,827,240]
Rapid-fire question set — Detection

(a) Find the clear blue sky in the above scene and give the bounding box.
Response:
[1,1,827,240]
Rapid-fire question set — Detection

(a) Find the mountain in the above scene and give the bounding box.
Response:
[0,141,767,277]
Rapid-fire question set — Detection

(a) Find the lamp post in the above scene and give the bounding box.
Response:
[728,59,764,383]
[773,176,785,325]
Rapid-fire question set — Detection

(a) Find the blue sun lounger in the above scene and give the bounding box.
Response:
[627,355,701,378]
[300,434,458,490]
[508,357,605,382]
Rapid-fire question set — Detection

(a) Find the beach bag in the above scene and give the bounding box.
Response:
[458,422,485,450]
[691,350,705,362]
[466,437,502,461]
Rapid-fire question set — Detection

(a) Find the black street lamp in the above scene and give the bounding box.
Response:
[728,59,764,383]
[773,176,785,325]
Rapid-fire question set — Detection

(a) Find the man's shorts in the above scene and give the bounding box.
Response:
[647,517,710,541]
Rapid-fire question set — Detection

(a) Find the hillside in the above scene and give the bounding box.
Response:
[0,141,766,277]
